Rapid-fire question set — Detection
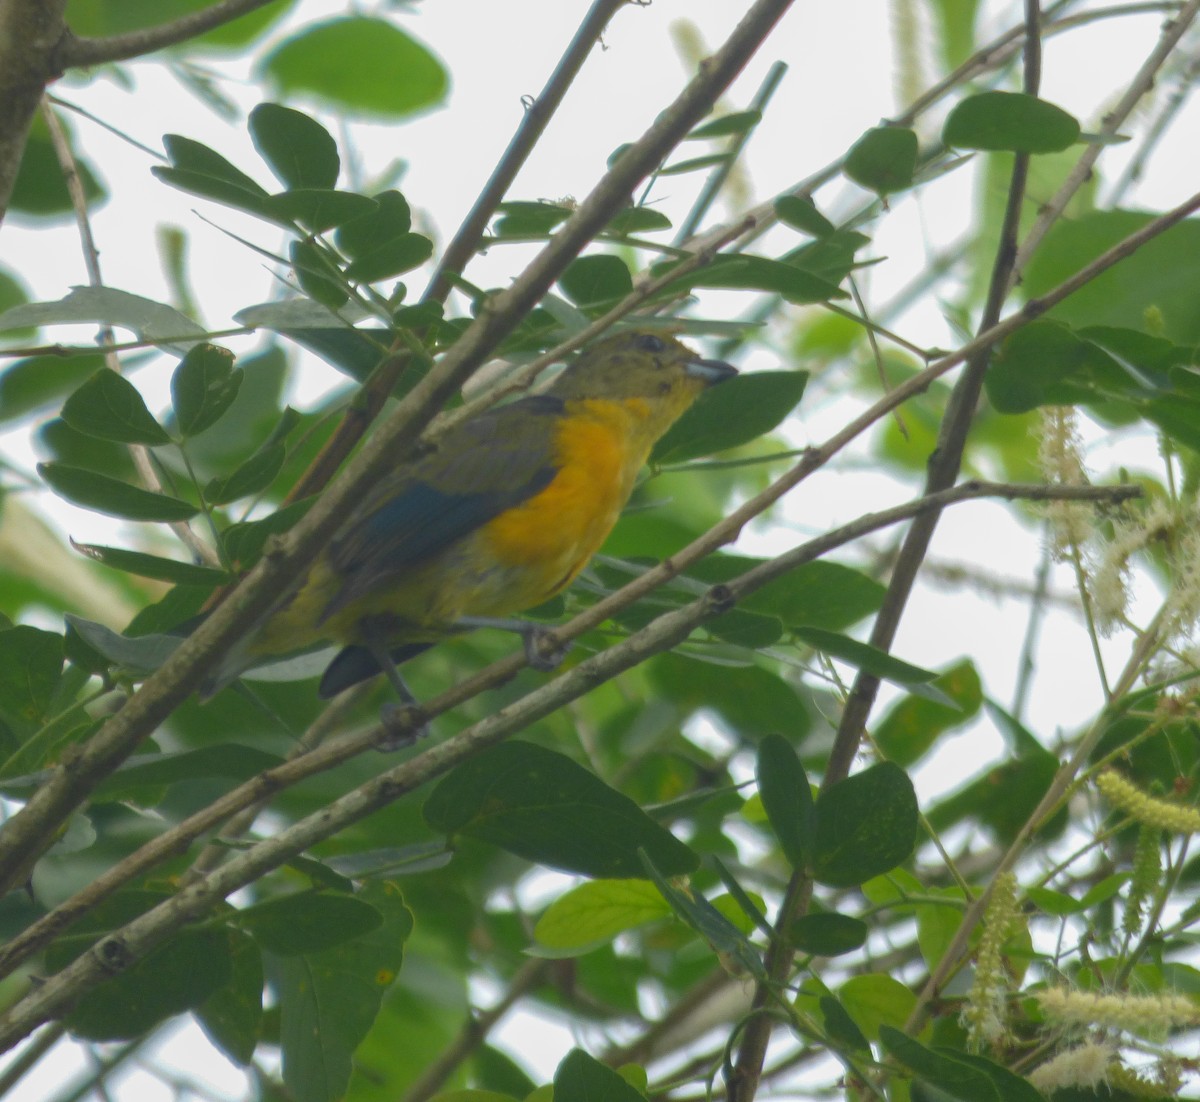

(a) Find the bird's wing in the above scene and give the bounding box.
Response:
[321,395,564,618]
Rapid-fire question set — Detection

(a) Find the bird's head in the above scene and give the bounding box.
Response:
[548,330,737,405]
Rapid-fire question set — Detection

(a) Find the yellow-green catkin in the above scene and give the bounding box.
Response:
[1108,1060,1184,1098]
[1122,821,1163,938]
[1096,770,1200,835]
[1036,987,1199,1039]
[962,872,1020,1050]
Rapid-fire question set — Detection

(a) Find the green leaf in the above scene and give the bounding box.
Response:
[658,153,732,177]
[879,1026,1043,1102]
[791,913,868,956]
[668,254,846,303]
[795,627,946,697]
[65,615,183,675]
[0,287,205,353]
[839,975,918,1042]
[638,853,764,978]
[262,17,448,118]
[343,232,433,284]
[0,353,106,426]
[424,741,699,879]
[9,114,105,217]
[493,200,571,237]
[687,110,762,139]
[243,892,383,955]
[559,255,634,312]
[204,443,286,504]
[651,370,808,463]
[249,102,340,190]
[604,206,672,235]
[222,498,313,567]
[943,91,1081,153]
[755,733,815,869]
[93,745,285,802]
[875,660,983,767]
[534,879,668,951]
[73,543,227,586]
[775,194,835,237]
[195,930,263,1067]
[844,126,919,193]
[749,561,886,632]
[813,762,918,887]
[0,627,63,737]
[278,881,412,1102]
[66,928,233,1041]
[985,319,1113,413]
[60,368,171,446]
[553,1051,646,1102]
[819,995,870,1051]
[291,240,348,307]
[260,189,377,233]
[171,343,243,436]
[1023,211,1200,344]
[334,189,411,253]
[154,134,272,220]
[38,463,198,522]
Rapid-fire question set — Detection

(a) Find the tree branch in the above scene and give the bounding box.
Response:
[0,0,68,223]
[54,0,282,68]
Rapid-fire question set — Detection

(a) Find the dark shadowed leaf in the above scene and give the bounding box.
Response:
[38,464,198,522]
[66,929,232,1041]
[756,733,815,869]
[554,1051,646,1102]
[424,741,698,879]
[277,881,412,1102]
[261,189,377,233]
[242,892,383,955]
[0,353,106,425]
[154,134,272,220]
[651,370,808,463]
[249,102,340,190]
[813,763,918,886]
[61,368,171,445]
[195,930,263,1067]
[880,1027,1044,1101]
[171,343,243,436]
[559,255,634,311]
[204,443,287,504]
[791,913,869,956]
[875,660,983,766]
[73,543,228,586]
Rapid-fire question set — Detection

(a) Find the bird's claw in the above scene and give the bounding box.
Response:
[524,627,570,672]
[376,701,430,750]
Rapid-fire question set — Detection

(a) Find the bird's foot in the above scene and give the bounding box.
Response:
[376,701,430,750]
[523,626,570,671]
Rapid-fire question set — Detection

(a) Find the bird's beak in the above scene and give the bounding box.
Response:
[685,356,738,386]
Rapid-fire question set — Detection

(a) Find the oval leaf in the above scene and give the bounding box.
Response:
[943,91,1080,153]
[61,368,171,445]
[262,17,448,118]
[844,126,918,193]
[38,463,198,522]
[424,741,699,879]
[249,102,340,191]
[755,733,815,869]
[791,913,869,956]
[651,370,809,464]
[242,892,383,955]
[813,762,918,887]
[171,343,243,436]
[534,879,669,950]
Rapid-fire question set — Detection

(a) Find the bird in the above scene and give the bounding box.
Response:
[202,329,737,711]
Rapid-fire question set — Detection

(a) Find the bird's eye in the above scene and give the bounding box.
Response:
[635,334,666,354]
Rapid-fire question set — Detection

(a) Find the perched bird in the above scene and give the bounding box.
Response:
[204,330,736,704]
